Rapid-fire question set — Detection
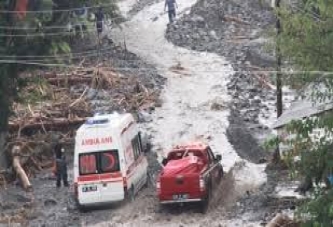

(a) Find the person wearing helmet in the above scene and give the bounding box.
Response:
[54,143,69,188]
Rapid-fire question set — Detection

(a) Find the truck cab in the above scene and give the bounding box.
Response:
[157,142,223,212]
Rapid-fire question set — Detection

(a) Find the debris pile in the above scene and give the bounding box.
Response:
[2,65,160,189]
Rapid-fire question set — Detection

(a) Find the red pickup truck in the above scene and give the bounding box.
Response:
[156,142,223,212]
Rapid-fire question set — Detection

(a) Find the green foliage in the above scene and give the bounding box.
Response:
[263,135,279,150]
[274,0,333,225]
[278,1,333,84]
[297,188,333,226]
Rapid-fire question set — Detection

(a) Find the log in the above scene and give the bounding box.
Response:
[223,15,250,25]
[12,146,32,191]
[8,118,86,132]
[251,73,276,90]
[266,213,300,227]
[47,77,93,86]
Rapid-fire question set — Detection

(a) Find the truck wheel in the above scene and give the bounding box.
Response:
[200,184,211,214]
[218,167,224,183]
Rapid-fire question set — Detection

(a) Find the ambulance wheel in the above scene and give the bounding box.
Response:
[78,204,89,213]
[143,172,150,188]
[126,186,135,202]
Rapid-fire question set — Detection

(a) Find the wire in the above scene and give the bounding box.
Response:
[0,16,119,30]
[0,27,98,37]
[1,59,333,76]
[0,3,118,14]
[0,47,114,59]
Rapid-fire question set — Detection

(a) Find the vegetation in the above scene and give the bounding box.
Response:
[275,0,333,225]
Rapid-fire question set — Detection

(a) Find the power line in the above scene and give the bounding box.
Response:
[0,3,118,14]
[0,16,119,30]
[0,27,98,37]
[0,47,114,59]
[1,59,333,75]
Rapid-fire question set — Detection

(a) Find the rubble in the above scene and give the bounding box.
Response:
[1,49,162,188]
[165,0,281,142]
[266,213,300,227]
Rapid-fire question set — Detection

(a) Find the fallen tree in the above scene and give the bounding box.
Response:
[12,146,32,191]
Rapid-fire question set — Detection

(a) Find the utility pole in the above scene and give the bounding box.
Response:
[276,0,283,118]
[274,0,282,163]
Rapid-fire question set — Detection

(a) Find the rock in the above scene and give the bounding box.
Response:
[209,30,218,40]
[211,102,225,111]
[258,158,267,163]
[190,15,205,23]
[44,199,57,207]
[152,16,158,22]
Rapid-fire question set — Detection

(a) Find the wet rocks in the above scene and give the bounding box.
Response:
[210,97,227,111]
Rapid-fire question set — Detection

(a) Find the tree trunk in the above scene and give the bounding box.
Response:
[0,87,11,170]
[273,0,282,163]
[12,146,32,191]
[276,0,282,118]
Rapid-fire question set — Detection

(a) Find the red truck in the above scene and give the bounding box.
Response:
[156,142,223,212]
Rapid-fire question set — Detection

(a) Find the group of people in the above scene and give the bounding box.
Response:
[68,5,105,38]
[69,0,178,41]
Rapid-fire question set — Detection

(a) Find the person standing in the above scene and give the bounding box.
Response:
[164,0,178,24]
[94,6,105,39]
[54,143,69,188]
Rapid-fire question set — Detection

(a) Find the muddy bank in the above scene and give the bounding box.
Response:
[165,0,286,142]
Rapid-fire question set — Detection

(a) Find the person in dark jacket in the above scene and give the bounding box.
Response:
[94,6,104,38]
[54,143,69,188]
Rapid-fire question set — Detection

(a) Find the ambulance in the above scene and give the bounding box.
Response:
[73,112,149,208]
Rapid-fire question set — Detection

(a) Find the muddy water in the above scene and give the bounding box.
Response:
[112,0,238,171]
[106,0,267,226]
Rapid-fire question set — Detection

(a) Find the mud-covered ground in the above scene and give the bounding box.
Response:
[0,0,298,226]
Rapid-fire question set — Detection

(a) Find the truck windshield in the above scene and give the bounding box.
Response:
[79,150,120,175]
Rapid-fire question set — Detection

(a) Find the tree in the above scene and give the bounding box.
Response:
[276,0,333,225]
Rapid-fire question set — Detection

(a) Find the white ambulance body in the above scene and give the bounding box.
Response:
[73,113,148,207]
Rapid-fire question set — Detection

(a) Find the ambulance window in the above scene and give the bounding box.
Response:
[131,134,142,161]
[79,154,97,175]
[100,150,120,173]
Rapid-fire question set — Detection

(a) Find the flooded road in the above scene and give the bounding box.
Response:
[0,1,271,226]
